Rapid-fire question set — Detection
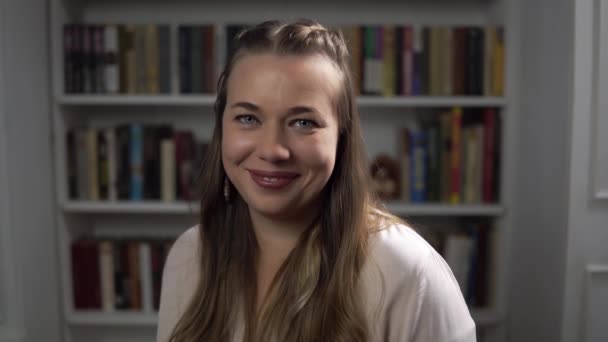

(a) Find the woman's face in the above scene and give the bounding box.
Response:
[222,53,341,223]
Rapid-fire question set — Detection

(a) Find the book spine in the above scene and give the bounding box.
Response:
[145,24,160,94]
[450,107,463,204]
[64,25,74,93]
[442,27,453,95]
[128,241,141,310]
[99,240,115,312]
[105,128,117,201]
[382,25,395,97]
[71,240,101,309]
[179,26,192,93]
[140,242,154,313]
[161,139,176,202]
[66,130,78,198]
[135,26,147,93]
[97,130,109,200]
[493,28,505,96]
[104,25,119,93]
[403,26,414,96]
[484,26,494,96]
[158,25,172,94]
[115,125,131,200]
[87,128,99,200]
[483,108,497,202]
[410,130,427,203]
[94,25,105,93]
[130,124,143,200]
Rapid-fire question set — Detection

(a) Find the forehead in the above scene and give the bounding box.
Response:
[225,53,342,108]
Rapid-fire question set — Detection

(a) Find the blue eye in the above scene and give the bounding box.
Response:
[293,119,318,129]
[235,114,259,126]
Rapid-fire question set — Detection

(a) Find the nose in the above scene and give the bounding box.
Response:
[257,125,291,163]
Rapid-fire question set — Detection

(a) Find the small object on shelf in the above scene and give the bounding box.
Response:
[370,154,400,200]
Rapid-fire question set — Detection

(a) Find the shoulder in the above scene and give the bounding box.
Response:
[362,223,476,341]
[157,226,201,342]
[165,225,200,269]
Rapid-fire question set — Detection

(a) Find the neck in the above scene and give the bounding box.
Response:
[249,211,312,260]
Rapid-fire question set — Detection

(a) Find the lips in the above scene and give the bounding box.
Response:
[247,169,300,189]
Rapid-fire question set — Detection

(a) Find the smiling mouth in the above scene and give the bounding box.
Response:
[247,169,300,189]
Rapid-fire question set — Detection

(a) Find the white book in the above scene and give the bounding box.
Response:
[444,234,475,294]
[99,241,115,312]
[139,242,153,313]
[104,25,119,93]
[105,128,117,201]
[161,139,176,202]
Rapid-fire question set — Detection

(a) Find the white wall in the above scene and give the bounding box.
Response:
[508,0,573,340]
[0,0,62,341]
[561,0,608,341]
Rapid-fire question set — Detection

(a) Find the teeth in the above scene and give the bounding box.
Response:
[262,177,279,182]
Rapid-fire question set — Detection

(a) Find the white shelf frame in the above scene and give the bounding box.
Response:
[65,308,503,327]
[49,1,518,341]
[58,94,507,108]
[62,200,505,216]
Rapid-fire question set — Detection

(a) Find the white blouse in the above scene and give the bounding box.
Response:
[157,223,476,342]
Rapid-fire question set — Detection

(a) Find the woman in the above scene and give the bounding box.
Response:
[158,19,476,342]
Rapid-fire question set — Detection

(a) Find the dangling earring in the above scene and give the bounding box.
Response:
[224,177,230,202]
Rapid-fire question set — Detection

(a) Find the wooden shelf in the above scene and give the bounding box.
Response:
[65,308,501,327]
[62,200,503,216]
[57,95,506,108]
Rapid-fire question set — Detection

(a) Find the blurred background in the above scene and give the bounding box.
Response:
[1,0,607,341]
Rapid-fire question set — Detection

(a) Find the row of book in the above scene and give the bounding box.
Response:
[63,23,505,97]
[63,24,217,95]
[70,225,489,311]
[70,238,173,311]
[371,107,499,203]
[66,125,207,201]
[343,25,505,97]
[416,220,492,307]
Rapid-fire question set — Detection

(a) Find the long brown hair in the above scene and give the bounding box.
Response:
[169,19,395,342]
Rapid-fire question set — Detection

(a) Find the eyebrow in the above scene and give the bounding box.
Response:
[229,101,318,116]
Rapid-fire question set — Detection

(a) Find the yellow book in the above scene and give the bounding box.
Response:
[144,25,160,94]
[493,27,505,96]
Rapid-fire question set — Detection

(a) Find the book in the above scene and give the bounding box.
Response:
[450,107,463,204]
[103,25,119,93]
[71,239,101,309]
[99,240,115,312]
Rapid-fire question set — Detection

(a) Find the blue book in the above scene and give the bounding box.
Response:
[130,123,143,200]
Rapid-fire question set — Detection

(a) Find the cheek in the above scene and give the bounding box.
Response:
[222,126,254,166]
[295,134,338,178]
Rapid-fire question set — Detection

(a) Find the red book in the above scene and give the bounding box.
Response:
[71,239,101,310]
[483,108,497,202]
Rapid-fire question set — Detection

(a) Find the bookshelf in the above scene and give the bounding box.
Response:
[50,0,517,341]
